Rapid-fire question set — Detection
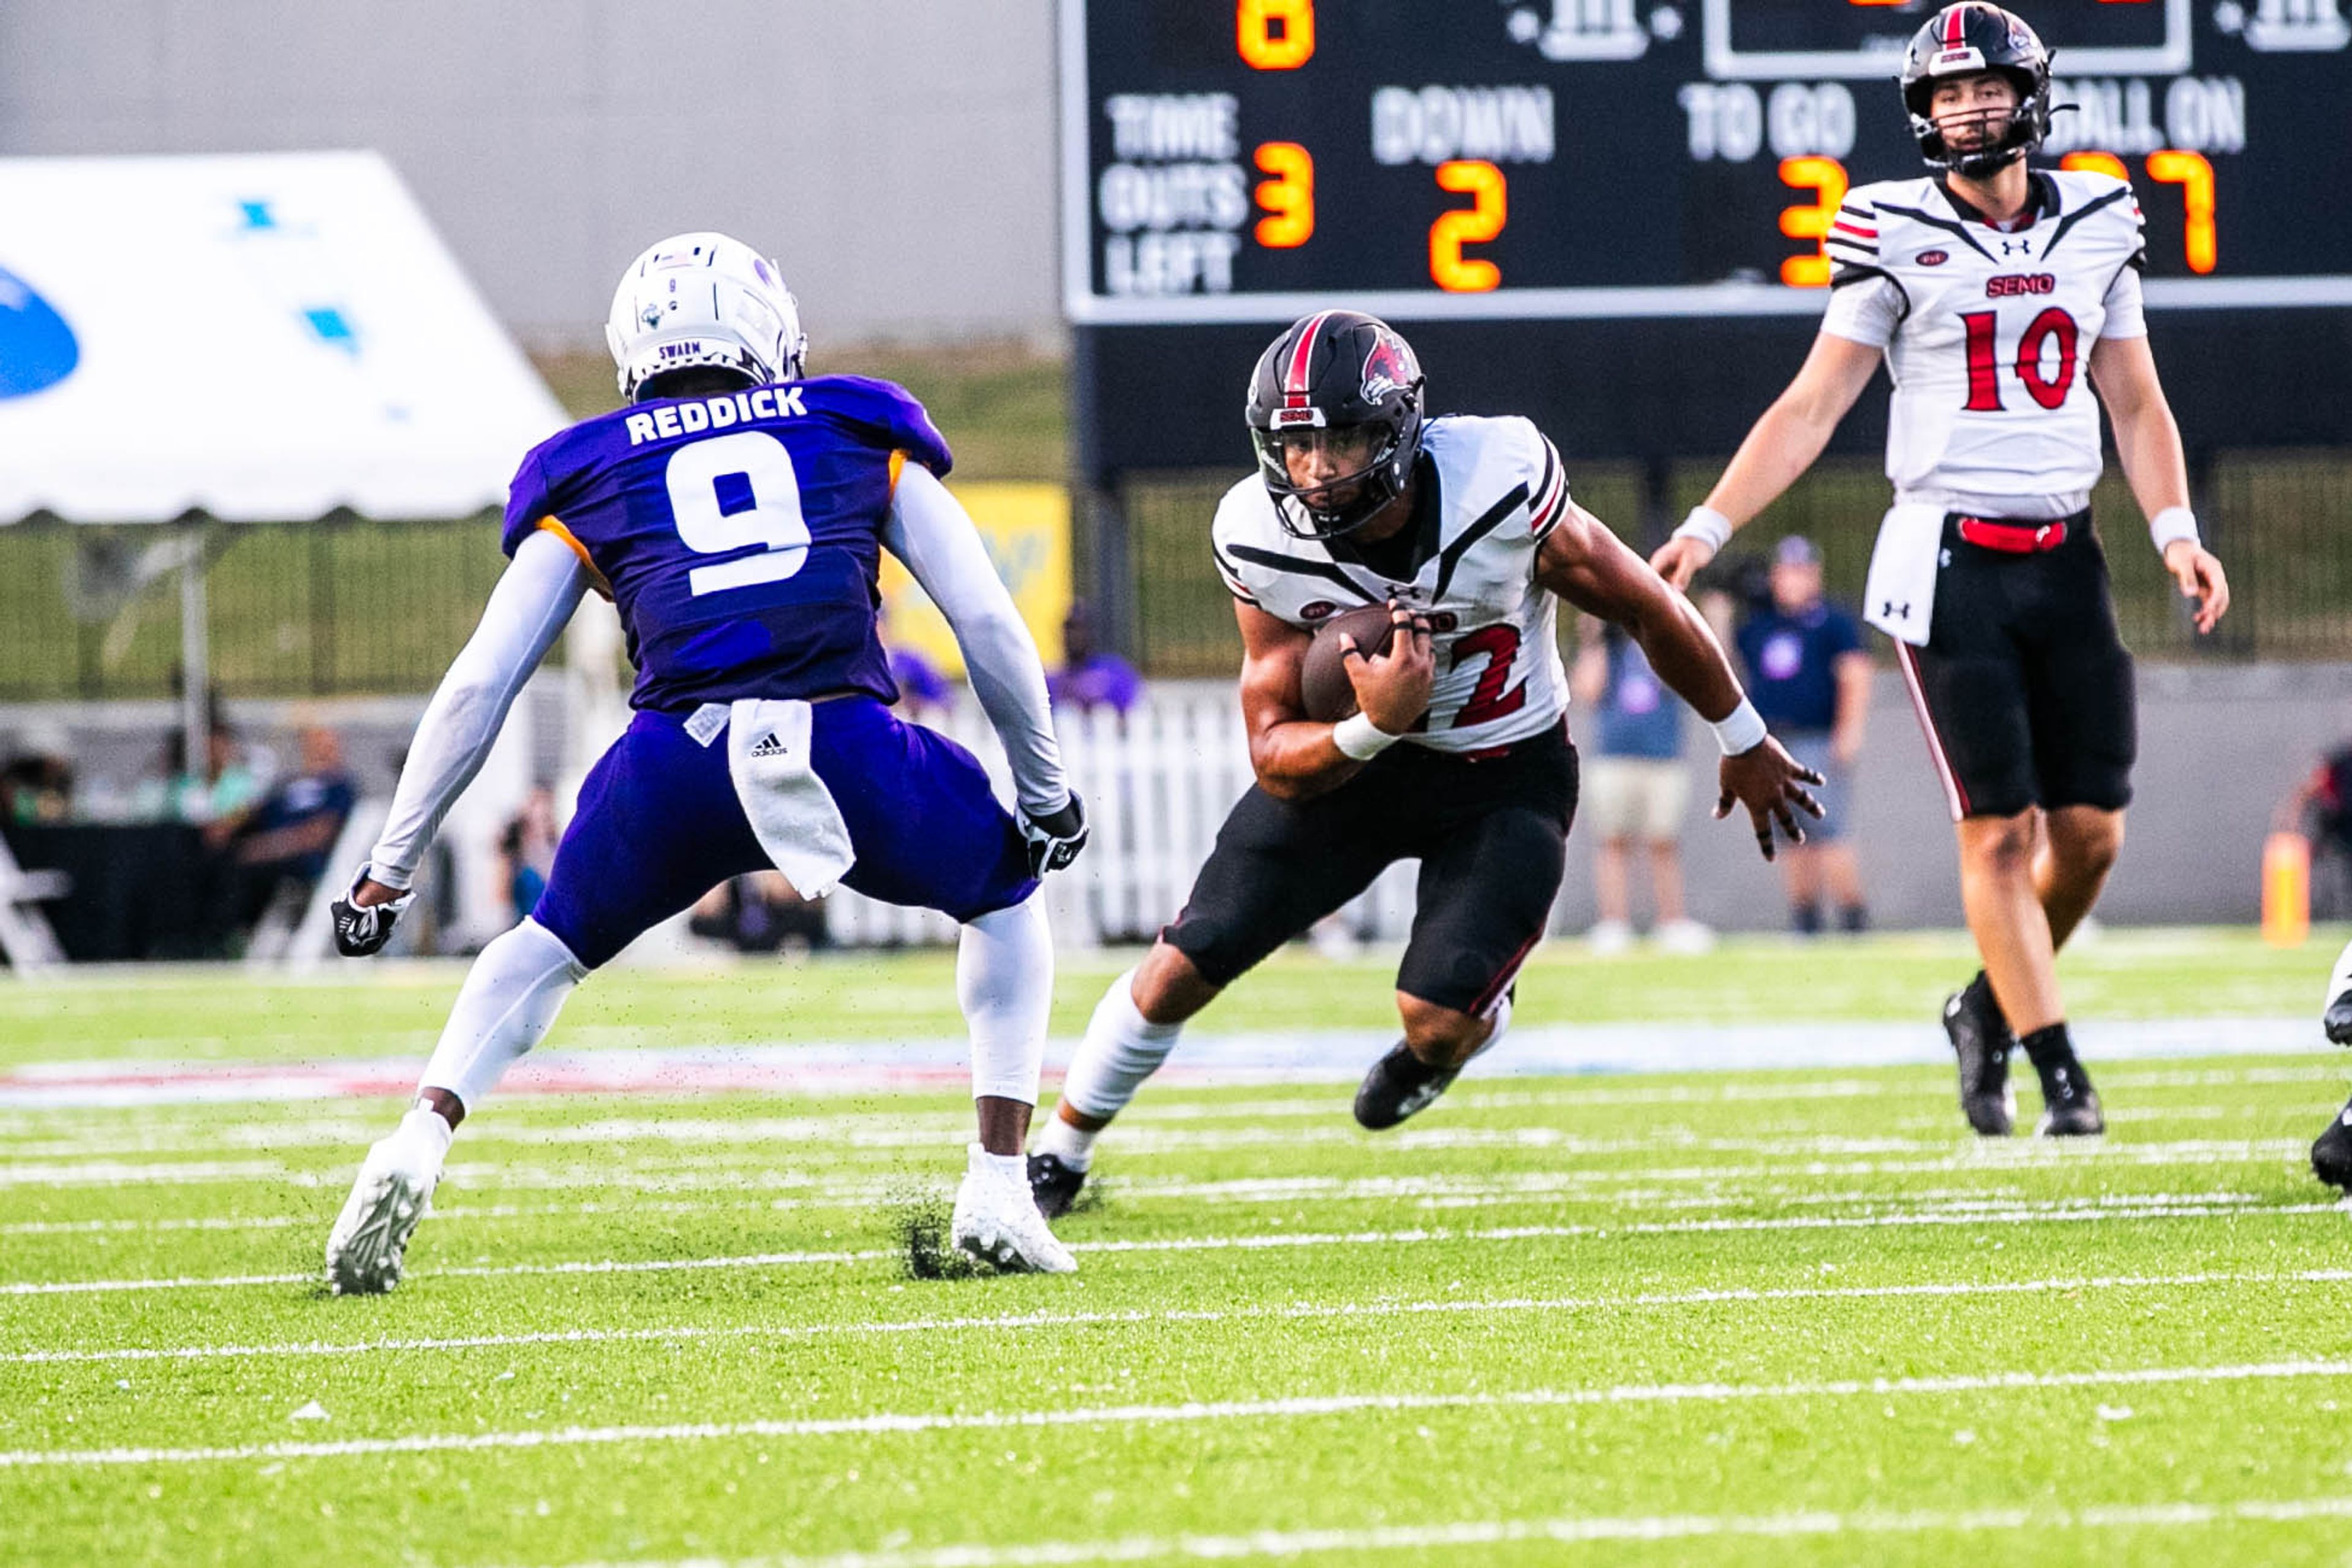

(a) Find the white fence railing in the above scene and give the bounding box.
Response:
[823,682,1430,948]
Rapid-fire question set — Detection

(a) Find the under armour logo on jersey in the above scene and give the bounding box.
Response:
[1880,600,1912,620]
[1999,238,2034,256]
[749,731,789,758]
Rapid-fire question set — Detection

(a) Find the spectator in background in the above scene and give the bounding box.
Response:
[137,722,265,827]
[688,872,832,953]
[213,725,355,934]
[0,748,73,824]
[1571,616,1713,956]
[2280,741,2352,914]
[889,644,954,716]
[1736,535,1873,934]
[1049,601,1142,715]
[497,785,561,925]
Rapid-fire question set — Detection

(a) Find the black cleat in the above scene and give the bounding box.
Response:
[1027,1152,1087,1220]
[1354,1041,1459,1131]
[2027,1049,2105,1137]
[1943,981,2015,1137]
[2326,990,2352,1047]
[2313,1097,2352,1189]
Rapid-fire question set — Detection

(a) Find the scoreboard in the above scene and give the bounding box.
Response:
[1060,0,2352,473]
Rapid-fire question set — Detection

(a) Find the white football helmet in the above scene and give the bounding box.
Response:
[605,232,807,400]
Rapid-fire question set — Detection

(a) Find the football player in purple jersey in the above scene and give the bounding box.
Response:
[323,233,1088,1290]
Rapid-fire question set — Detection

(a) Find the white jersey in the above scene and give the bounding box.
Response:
[1210,414,1570,754]
[1823,169,2148,519]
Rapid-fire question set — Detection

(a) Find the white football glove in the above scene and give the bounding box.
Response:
[1019,794,1088,878]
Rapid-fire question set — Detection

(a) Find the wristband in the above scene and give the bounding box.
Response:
[2149,506,2199,552]
[1708,697,1770,756]
[1332,712,1401,761]
[359,859,414,894]
[1673,506,1733,555]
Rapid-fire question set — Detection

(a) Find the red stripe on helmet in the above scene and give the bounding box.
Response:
[1284,311,1333,401]
[1943,4,1968,47]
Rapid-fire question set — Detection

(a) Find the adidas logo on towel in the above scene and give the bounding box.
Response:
[749,732,788,759]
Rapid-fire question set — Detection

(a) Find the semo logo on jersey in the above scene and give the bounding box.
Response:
[1360,332,1414,403]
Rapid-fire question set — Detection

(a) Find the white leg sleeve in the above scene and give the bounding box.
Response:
[1056,968,1185,1123]
[959,897,1055,1104]
[2331,937,2352,1007]
[418,918,586,1114]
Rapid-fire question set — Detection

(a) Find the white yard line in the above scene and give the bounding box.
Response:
[0,1016,2324,1109]
[5,1200,2335,1298]
[4,1140,2316,1228]
[409,1140,2304,1195]
[9,1177,2246,1238]
[0,1077,2293,1160]
[13,1267,2352,1368]
[511,1495,2352,1567]
[0,1132,2316,1189]
[0,1158,308,1188]
[7,1066,2326,1155]
[9,1358,2352,1470]
[7,1057,2331,1131]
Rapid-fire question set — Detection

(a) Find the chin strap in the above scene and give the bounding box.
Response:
[1951,145,2029,180]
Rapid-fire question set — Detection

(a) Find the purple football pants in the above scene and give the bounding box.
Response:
[532,698,1036,968]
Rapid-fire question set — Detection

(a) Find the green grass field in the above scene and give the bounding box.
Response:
[6,931,2352,1566]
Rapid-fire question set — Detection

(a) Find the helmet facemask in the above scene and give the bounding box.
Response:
[1907,68,2049,179]
[1252,398,1422,541]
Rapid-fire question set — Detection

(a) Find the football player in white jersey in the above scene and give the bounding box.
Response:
[1651,3,2230,1139]
[1028,310,1820,1215]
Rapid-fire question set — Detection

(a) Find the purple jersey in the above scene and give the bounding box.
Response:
[501,375,952,712]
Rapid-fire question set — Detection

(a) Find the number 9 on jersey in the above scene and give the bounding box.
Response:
[666,431,812,596]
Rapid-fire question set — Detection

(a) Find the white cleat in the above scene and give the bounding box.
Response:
[325,1109,448,1295]
[1656,918,1717,956]
[1585,918,1634,957]
[951,1143,1077,1275]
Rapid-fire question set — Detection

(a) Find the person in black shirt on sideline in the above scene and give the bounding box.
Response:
[1735,537,1873,935]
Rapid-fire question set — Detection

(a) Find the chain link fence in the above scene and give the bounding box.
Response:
[0,517,515,701]
[0,453,2342,701]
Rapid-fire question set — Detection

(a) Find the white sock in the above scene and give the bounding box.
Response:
[391,1103,454,1169]
[1056,968,1185,1126]
[2331,938,2352,1007]
[968,1144,1028,1185]
[417,918,586,1114]
[959,897,1054,1105]
[1033,1114,1098,1170]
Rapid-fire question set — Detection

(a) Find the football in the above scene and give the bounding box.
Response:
[1297,603,1397,723]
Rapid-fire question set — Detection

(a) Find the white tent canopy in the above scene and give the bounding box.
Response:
[0,149,567,525]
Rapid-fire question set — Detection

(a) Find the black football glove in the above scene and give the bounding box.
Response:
[1019,794,1088,878]
[330,865,415,958]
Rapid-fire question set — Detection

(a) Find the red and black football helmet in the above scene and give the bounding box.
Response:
[1900,3,2054,179]
[1245,310,1426,540]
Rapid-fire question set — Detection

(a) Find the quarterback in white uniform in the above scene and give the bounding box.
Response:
[1652,3,2229,1140]
[1029,310,1820,1215]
